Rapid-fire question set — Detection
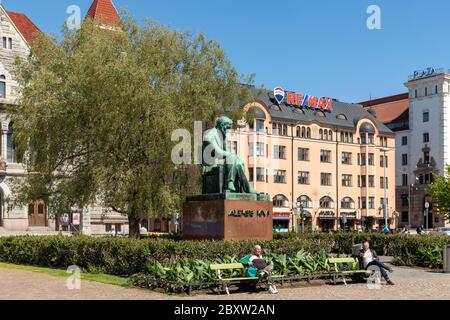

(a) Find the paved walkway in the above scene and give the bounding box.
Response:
[1,264,450,300]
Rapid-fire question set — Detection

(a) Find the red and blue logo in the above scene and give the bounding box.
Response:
[274,87,285,105]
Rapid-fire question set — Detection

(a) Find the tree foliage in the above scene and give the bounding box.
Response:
[9,15,253,237]
[427,167,450,222]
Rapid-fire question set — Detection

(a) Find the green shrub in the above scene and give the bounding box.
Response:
[0,233,448,278]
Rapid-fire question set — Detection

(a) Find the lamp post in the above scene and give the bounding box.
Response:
[381,147,390,233]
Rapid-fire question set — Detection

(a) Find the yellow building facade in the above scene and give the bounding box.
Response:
[227,89,397,233]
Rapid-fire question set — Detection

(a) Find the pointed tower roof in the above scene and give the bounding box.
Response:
[6,11,42,45]
[86,0,121,26]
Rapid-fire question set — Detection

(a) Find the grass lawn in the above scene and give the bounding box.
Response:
[0,262,133,288]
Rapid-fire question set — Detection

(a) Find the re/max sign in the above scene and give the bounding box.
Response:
[285,91,333,111]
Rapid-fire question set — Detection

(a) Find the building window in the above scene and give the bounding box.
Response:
[342,174,352,187]
[0,75,5,98]
[7,123,15,163]
[320,173,332,186]
[228,141,238,154]
[380,155,388,168]
[154,219,161,232]
[368,133,375,145]
[2,37,12,49]
[274,145,286,159]
[341,197,354,209]
[272,123,288,136]
[298,195,311,208]
[255,119,265,132]
[424,151,430,164]
[341,152,352,165]
[368,175,375,188]
[273,194,288,208]
[380,177,389,189]
[358,175,366,187]
[402,154,408,166]
[298,171,310,185]
[368,153,375,166]
[359,197,367,209]
[423,112,429,123]
[423,133,429,143]
[249,142,265,157]
[320,196,333,209]
[306,128,311,138]
[402,174,408,187]
[435,85,438,94]
[358,153,366,166]
[402,136,408,146]
[249,167,267,182]
[273,170,286,184]
[401,212,409,223]
[298,148,309,161]
[368,197,375,209]
[425,87,428,96]
[320,150,332,163]
[401,196,409,207]
[414,89,417,98]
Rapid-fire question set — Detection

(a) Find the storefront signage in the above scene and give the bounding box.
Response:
[318,210,335,218]
[273,86,333,111]
[228,210,270,218]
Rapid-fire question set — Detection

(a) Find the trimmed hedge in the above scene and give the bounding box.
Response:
[0,233,448,276]
[0,236,333,276]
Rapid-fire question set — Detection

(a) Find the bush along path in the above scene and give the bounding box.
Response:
[0,234,448,292]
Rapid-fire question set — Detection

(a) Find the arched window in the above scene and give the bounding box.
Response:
[329,130,333,141]
[7,123,15,163]
[273,194,289,208]
[296,126,301,137]
[320,196,334,209]
[0,75,5,98]
[341,197,355,209]
[301,127,306,138]
[154,219,161,232]
[336,114,347,120]
[297,195,312,208]
[319,129,323,140]
[316,111,326,117]
[306,128,311,138]
[324,130,328,141]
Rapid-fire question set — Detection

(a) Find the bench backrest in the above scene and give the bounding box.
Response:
[327,257,358,264]
[210,263,244,271]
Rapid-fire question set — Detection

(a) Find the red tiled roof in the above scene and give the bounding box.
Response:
[359,93,410,125]
[86,0,121,26]
[6,11,42,45]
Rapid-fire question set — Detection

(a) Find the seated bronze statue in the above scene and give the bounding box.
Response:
[202,116,257,194]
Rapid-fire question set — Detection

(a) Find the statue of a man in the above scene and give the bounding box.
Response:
[203,116,257,194]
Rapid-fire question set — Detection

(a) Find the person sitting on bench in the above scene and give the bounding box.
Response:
[241,245,278,294]
[358,239,395,285]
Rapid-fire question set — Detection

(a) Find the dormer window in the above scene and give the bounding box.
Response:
[336,114,347,120]
[0,75,5,98]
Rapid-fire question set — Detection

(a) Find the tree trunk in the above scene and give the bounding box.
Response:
[128,216,141,239]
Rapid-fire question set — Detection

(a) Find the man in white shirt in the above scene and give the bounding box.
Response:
[358,240,395,285]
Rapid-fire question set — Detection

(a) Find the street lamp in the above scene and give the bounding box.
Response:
[380,147,390,233]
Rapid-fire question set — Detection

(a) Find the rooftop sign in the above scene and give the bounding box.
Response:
[273,87,333,111]
[409,67,444,81]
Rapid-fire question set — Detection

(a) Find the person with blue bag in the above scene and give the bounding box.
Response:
[241,245,278,294]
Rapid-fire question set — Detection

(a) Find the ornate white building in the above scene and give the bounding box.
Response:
[0,0,129,235]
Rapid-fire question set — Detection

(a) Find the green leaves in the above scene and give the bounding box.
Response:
[10,15,254,236]
[427,166,450,222]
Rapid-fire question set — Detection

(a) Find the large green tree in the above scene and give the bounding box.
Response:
[9,16,252,237]
[427,167,450,223]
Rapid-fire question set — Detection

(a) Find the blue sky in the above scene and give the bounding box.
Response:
[3,0,450,102]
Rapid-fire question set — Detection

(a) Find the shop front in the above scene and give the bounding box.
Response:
[339,211,360,231]
[296,210,313,233]
[273,212,291,233]
[317,210,336,232]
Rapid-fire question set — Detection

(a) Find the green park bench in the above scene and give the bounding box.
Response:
[327,257,371,286]
[209,263,285,295]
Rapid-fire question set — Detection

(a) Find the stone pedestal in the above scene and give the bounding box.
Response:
[182,196,273,241]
